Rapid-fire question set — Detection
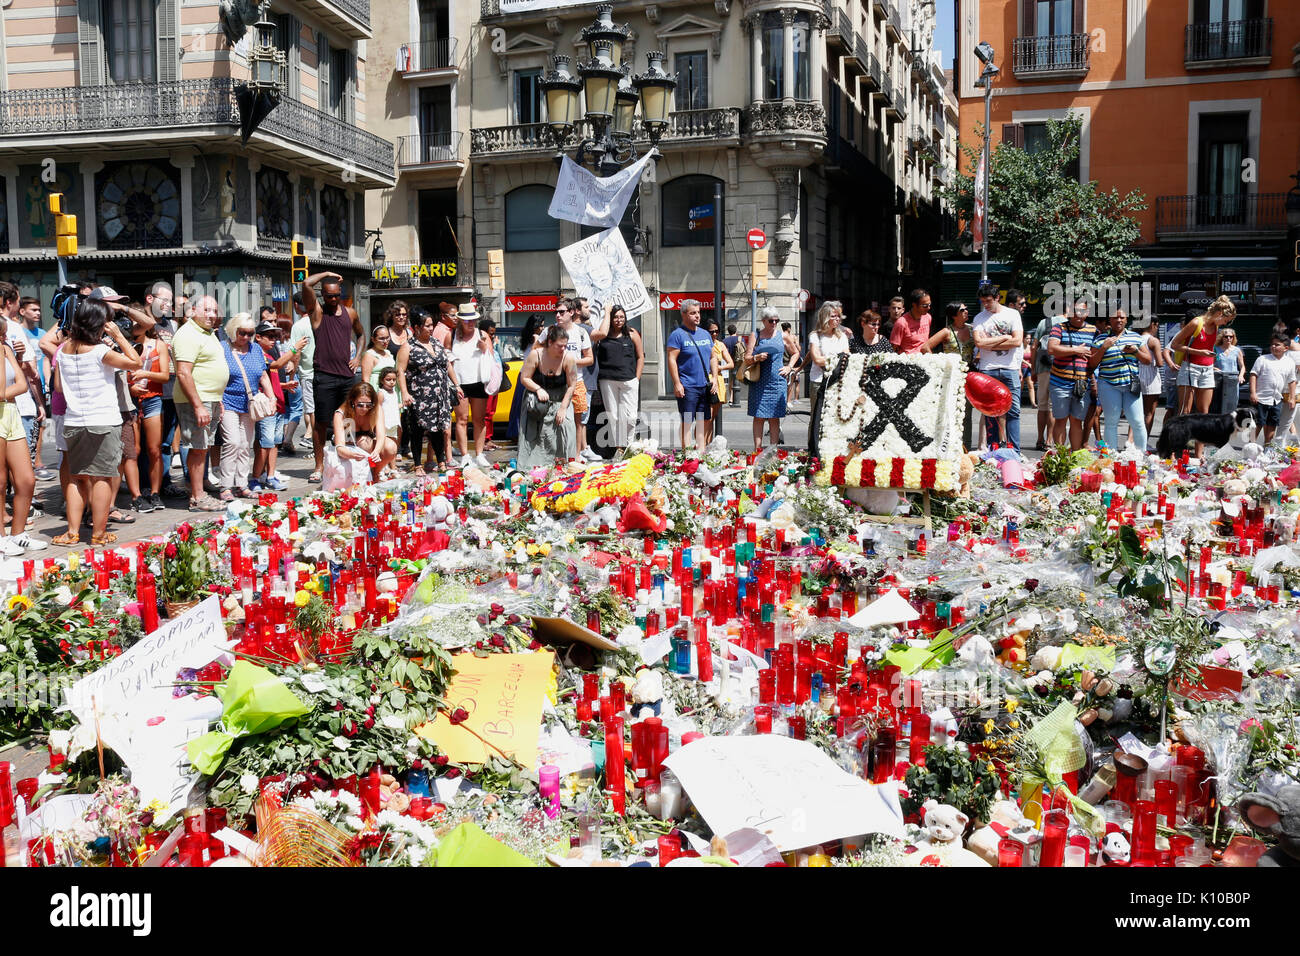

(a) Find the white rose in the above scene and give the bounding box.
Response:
[240,773,259,794]
[333,735,351,750]
[369,694,382,706]
[382,714,405,730]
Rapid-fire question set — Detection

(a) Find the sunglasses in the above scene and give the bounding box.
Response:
[555,309,570,315]
[353,401,374,408]
[237,329,254,336]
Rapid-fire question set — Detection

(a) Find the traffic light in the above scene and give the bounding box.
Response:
[487,248,504,292]
[291,240,308,283]
[49,193,77,256]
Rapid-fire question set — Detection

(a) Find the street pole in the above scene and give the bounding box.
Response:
[981,78,992,283]
[713,180,723,332]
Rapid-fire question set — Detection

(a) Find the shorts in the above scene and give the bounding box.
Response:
[1049,382,1091,421]
[176,400,221,450]
[1258,402,1282,427]
[1036,370,1052,406]
[65,424,122,478]
[1178,363,1216,390]
[301,373,315,415]
[120,412,138,461]
[0,403,24,442]
[138,395,163,419]
[677,385,712,420]
[285,380,303,423]
[255,412,286,449]
[313,371,352,433]
[460,381,488,400]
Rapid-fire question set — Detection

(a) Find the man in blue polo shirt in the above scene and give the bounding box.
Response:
[666,299,715,452]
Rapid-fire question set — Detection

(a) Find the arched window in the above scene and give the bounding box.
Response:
[505,184,560,251]
[661,174,722,247]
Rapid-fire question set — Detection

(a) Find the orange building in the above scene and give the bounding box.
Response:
[950,0,1300,344]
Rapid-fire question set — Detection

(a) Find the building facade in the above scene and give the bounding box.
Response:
[952,0,1300,344]
[0,0,394,321]
[466,0,956,397]
[363,0,476,314]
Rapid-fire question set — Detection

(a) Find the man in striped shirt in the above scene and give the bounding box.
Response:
[1047,299,1097,451]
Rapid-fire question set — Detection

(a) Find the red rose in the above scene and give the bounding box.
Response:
[448,708,469,726]
[682,459,700,475]
[434,755,449,766]
[364,717,375,730]
[444,768,461,779]
[165,543,178,559]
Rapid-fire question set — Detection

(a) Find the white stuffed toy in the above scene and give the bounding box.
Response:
[425,495,456,531]
[907,800,989,867]
[1102,831,1131,865]
[631,667,665,719]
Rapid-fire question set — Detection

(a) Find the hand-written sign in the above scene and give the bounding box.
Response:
[548,154,650,230]
[416,650,554,769]
[663,735,905,851]
[558,226,651,320]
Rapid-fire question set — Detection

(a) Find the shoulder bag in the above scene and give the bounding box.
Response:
[232,345,275,422]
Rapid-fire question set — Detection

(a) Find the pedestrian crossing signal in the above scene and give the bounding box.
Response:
[291,240,308,283]
[54,207,77,256]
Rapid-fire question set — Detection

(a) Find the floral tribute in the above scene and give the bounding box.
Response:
[814,353,966,493]
[530,454,654,513]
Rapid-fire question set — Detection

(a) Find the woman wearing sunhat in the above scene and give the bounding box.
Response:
[449,303,493,469]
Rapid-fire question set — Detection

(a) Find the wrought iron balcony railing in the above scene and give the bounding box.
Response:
[1012,34,1091,76]
[397,131,465,167]
[398,37,458,73]
[0,78,394,182]
[1155,193,1289,236]
[1185,18,1272,64]
[470,107,743,156]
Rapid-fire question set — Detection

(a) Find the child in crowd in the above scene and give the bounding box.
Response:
[378,367,400,478]
[1250,333,1297,445]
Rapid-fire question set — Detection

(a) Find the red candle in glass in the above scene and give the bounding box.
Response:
[1039,809,1069,867]
[0,761,14,828]
[359,771,382,819]
[657,833,681,866]
[1154,780,1179,827]
[787,715,806,740]
[752,704,772,734]
[998,837,1024,867]
[178,834,206,868]
[582,673,600,703]
[757,669,776,704]
[610,680,626,715]
[695,637,713,682]
[1130,800,1157,864]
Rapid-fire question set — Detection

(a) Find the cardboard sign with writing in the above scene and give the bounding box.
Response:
[416,651,554,768]
[531,615,619,652]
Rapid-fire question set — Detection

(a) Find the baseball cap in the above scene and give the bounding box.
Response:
[89,286,129,303]
[255,321,279,336]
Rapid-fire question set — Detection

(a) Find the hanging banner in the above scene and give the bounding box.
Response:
[548,154,651,229]
[558,225,652,319]
[972,152,986,251]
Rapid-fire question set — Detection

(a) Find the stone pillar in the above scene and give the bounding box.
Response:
[288,171,301,237]
[747,15,763,104]
[0,164,18,254]
[772,165,799,260]
[169,151,195,246]
[781,10,796,102]
[810,11,826,101]
[247,157,261,248]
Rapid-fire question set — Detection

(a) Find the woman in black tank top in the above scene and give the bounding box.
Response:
[591,304,644,454]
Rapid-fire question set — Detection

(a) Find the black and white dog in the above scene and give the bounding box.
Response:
[1156,407,1259,459]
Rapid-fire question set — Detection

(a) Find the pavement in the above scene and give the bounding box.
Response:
[14,394,1171,558]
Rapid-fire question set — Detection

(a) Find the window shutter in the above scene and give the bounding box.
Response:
[1021,0,1035,34]
[1002,122,1024,148]
[1192,0,1209,23]
[1072,0,1084,35]
[156,0,179,82]
[1244,0,1264,20]
[287,15,301,100]
[78,0,103,86]
[317,33,329,112]
[345,53,356,125]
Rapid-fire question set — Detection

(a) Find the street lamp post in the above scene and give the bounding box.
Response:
[537,5,677,174]
[973,41,999,282]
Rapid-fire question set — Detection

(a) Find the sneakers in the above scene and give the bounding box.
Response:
[160,482,188,499]
[264,475,288,491]
[460,454,473,469]
[148,493,164,511]
[188,495,225,512]
[9,532,48,552]
[28,504,44,520]
[132,495,156,513]
[474,453,491,469]
[247,478,263,492]
[171,454,183,472]
[34,468,56,482]
[580,448,602,462]
[0,537,23,557]
[298,435,315,449]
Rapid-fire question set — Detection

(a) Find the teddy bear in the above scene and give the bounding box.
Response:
[958,451,979,498]
[908,800,990,867]
[1237,786,1300,867]
[966,798,1041,866]
[1102,831,1131,865]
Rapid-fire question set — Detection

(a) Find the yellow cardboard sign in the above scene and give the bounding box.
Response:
[416,651,554,768]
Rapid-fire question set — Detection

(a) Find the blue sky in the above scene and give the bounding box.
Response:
[935,0,955,72]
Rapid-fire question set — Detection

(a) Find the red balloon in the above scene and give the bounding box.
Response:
[965,371,1014,417]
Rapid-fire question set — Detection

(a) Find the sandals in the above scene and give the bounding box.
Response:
[308,471,322,483]
[218,489,235,502]
[108,509,136,524]
[91,532,118,546]
[51,531,81,546]
[234,487,257,499]
[413,466,426,477]
[189,496,225,513]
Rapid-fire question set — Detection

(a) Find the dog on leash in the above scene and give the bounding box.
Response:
[1156,407,1259,459]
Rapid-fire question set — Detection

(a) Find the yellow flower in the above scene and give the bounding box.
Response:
[7,594,32,612]
[294,590,312,608]
[1005,698,1019,713]
[983,719,995,735]
[539,543,552,557]
[1008,720,1020,729]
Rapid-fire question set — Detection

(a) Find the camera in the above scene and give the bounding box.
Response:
[51,285,132,338]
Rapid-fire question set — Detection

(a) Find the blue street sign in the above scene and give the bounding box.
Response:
[688,203,714,220]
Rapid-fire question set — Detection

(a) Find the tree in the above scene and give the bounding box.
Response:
[944,116,1147,298]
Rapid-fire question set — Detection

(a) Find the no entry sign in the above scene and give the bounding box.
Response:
[747,228,766,250]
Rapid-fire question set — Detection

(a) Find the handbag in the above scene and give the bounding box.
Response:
[232,345,275,422]
[524,388,550,422]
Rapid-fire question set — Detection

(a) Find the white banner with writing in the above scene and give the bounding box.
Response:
[548,154,650,229]
[558,225,652,319]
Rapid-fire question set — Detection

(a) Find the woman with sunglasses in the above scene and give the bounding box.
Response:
[1213,328,1244,417]
[396,311,460,476]
[385,301,411,355]
[743,306,798,452]
[848,310,891,354]
[333,382,396,478]
[216,313,276,500]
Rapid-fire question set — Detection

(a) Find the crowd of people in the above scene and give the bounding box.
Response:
[3,271,1296,553]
